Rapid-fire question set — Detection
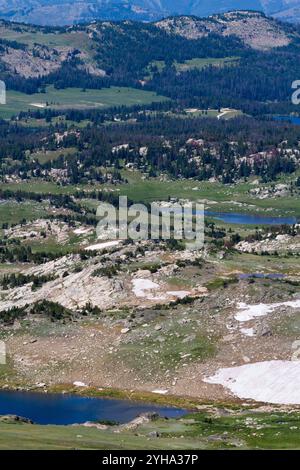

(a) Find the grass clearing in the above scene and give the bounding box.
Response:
[0,26,92,51]
[175,56,240,72]
[30,147,77,164]
[0,180,91,195]
[1,172,299,218]
[14,116,92,129]
[0,200,49,225]
[145,57,240,79]
[0,86,169,119]
[217,251,300,277]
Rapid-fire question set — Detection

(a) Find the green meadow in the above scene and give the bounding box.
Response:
[0,27,90,49]
[1,411,300,449]
[1,170,300,218]
[0,86,169,119]
[145,56,240,79]
[175,56,240,72]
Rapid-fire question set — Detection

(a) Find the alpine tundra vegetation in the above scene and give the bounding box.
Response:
[0,6,299,450]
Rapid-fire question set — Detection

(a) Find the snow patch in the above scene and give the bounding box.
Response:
[132,281,191,301]
[240,327,255,337]
[132,279,160,298]
[73,381,87,388]
[85,241,120,251]
[205,361,300,405]
[235,299,300,322]
[74,227,92,235]
[30,103,46,108]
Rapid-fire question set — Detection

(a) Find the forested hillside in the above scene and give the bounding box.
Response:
[0,11,300,116]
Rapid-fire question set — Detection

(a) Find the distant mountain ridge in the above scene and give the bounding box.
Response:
[0,9,296,88]
[1,0,300,26]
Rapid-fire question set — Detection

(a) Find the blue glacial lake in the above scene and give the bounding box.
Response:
[0,390,188,425]
[238,273,285,280]
[273,115,300,125]
[205,211,297,225]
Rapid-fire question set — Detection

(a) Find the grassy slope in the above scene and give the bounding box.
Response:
[1,411,300,449]
[217,251,300,276]
[0,422,196,450]
[0,26,91,50]
[0,200,49,225]
[30,147,77,164]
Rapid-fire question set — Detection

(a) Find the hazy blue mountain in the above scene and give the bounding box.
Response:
[0,0,300,25]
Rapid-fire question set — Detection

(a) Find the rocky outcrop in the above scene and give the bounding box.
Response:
[0,414,33,424]
[235,234,300,253]
[156,11,291,50]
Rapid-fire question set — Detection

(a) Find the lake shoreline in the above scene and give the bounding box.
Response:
[0,381,246,415]
[0,388,191,425]
[205,210,298,225]
[2,384,300,427]
[2,381,300,413]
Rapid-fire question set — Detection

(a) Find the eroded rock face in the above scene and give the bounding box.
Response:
[0,240,207,314]
[156,11,291,50]
[0,254,126,312]
[0,24,102,79]
[235,234,300,254]
[1,47,62,79]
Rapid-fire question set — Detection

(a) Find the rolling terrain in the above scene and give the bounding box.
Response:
[0,10,299,117]
[0,9,299,451]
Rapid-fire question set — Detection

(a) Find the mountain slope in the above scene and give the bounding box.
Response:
[0,10,293,84]
[0,11,299,122]
[156,11,291,50]
[1,1,300,25]
[272,4,300,23]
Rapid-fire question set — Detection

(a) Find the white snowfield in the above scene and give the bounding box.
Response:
[240,327,255,337]
[132,279,160,298]
[84,241,120,251]
[30,103,46,108]
[73,227,92,235]
[73,381,87,388]
[235,299,300,322]
[205,361,300,405]
[132,279,192,301]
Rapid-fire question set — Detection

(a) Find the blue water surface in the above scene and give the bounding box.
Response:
[205,211,297,225]
[0,390,188,425]
[273,115,300,125]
